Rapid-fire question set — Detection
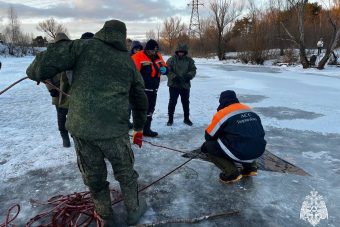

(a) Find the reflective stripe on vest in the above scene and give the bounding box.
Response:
[217,139,254,163]
[132,51,166,78]
[206,103,252,137]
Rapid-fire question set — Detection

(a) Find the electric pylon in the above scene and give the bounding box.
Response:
[188,0,203,38]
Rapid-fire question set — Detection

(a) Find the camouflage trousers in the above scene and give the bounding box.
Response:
[73,135,139,219]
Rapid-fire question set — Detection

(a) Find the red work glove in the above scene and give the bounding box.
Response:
[132,131,143,148]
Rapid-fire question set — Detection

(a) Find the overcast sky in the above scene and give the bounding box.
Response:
[0,0,213,40]
[0,0,324,40]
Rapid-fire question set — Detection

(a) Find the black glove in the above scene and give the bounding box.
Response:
[49,89,59,97]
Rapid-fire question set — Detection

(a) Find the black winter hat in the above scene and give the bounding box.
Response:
[218,90,239,111]
[81,32,94,39]
[145,39,159,51]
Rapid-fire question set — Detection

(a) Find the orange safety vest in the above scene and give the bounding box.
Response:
[206,103,252,137]
[132,51,167,78]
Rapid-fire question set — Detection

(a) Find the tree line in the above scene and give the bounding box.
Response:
[152,0,340,69]
[1,1,340,69]
[0,6,68,56]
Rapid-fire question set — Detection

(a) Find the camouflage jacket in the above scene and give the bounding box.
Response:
[27,25,148,139]
[166,44,196,90]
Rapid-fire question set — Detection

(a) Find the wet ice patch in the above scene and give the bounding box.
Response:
[254,106,324,120]
[213,64,282,74]
[303,151,340,163]
[302,151,328,159]
[238,94,268,103]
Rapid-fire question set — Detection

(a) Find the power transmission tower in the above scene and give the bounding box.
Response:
[188,0,203,38]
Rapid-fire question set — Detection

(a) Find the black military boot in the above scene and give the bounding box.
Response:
[183,102,192,126]
[143,117,158,137]
[60,131,71,147]
[167,114,173,126]
[183,117,193,126]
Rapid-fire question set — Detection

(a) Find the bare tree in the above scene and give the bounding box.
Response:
[17,32,33,55]
[280,0,309,68]
[161,17,185,53]
[146,29,157,40]
[269,0,287,55]
[156,22,162,43]
[209,0,244,60]
[4,6,21,54]
[36,18,69,40]
[317,0,340,69]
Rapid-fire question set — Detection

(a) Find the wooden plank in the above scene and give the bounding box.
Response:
[182,149,310,176]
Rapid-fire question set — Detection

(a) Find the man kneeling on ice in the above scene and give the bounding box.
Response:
[201,90,266,184]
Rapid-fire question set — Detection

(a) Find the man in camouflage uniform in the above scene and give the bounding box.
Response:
[166,43,196,126]
[26,20,148,226]
[45,32,72,148]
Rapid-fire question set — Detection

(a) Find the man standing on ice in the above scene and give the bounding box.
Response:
[201,90,266,184]
[26,20,148,226]
[44,33,72,148]
[166,43,196,126]
[132,39,168,137]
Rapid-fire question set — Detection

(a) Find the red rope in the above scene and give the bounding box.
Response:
[0,76,70,98]
[129,134,187,154]
[25,190,108,227]
[0,204,20,227]
[43,80,70,97]
[0,142,196,227]
[0,77,28,96]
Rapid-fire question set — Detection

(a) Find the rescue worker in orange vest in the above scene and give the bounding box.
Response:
[201,90,266,184]
[132,39,168,137]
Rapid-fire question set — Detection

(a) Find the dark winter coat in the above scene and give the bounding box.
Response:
[26,20,148,140]
[132,50,167,90]
[166,43,196,90]
[45,71,71,108]
[205,99,266,163]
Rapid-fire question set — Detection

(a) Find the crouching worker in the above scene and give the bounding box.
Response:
[201,90,266,184]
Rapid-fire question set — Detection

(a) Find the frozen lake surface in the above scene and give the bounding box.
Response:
[0,56,339,226]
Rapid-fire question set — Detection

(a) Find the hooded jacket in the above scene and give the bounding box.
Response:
[27,20,148,139]
[166,43,196,90]
[129,40,143,56]
[205,91,266,163]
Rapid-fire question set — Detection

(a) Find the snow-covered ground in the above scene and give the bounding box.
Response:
[1,56,340,226]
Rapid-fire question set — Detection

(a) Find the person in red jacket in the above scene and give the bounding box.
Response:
[132,39,168,137]
[201,90,266,184]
